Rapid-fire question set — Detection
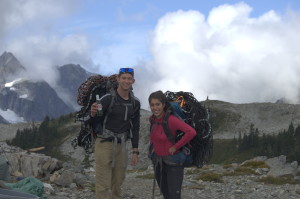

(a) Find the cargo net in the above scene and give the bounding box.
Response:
[73,74,118,154]
[165,91,213,167]
[71,124,95,154]
[76,74,118,120]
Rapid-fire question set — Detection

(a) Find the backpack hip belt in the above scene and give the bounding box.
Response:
[97,129,127,168]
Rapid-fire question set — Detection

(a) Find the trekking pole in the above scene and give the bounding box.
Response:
[152,174,155,199]
[152,163,156,199]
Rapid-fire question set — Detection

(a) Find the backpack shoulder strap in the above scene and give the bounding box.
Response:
[150,115,157,132]
[102,88,116,131]
[162,107,176,144]
[129,89,136,109]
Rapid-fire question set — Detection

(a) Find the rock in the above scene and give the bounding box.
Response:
[6,152,62,178]
[43,183,55,195]
[266,155,298,177]
[50,171,60,183]
[74,173,91,187]
[52,170,75,187]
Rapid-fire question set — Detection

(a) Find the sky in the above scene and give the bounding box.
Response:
[1,0,300,109]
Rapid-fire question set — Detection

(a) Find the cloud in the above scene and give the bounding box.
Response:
[0,0,78,39]
[7,34,93,85]
[136,2,300,108]
[0,0,96,87]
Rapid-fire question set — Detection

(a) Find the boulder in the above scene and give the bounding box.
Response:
[6,152,62,178]
[266,155,298,177]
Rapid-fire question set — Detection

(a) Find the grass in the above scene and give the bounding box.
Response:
[185,184,206,190]
[136,173,154,179]
[241,160,270,169]
[223,167,257,176]
[258,175,299,185]
[222,164,233,169]
[195,172,224,183]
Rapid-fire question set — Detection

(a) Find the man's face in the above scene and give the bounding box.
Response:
[117,73,135,91]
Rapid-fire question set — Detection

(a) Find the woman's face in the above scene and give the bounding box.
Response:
[149,98,165,119]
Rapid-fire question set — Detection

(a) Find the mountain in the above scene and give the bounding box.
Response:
[0,115,9,124]
[202,100,300,139]
[56,64,95,109]
[0,51,26,84]
[0,79,73,122]
[0,52,91,123]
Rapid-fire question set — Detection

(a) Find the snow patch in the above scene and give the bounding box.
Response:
[4,78,26,87]
[0,109,25,123]
[19,94,28,99]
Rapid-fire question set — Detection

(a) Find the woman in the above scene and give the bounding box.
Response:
[148,90,196,199]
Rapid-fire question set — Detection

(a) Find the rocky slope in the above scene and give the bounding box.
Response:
[1,105,300,198]
[202,100,300,139]
[46,164,300,199]
[3,141,300,199]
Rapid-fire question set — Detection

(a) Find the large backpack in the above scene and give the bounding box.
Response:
[151,91,213,168]
[71,74,119,154]
[76,74,118,118]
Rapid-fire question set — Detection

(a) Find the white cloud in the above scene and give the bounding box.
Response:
[136,2,300,108]
[7,34,93,86]
[0,0,91,88]
[0,0,78,39]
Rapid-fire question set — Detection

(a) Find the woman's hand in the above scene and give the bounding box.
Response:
[169,146,176,155]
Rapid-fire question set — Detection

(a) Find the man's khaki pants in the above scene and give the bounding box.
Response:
[95,138,128,199]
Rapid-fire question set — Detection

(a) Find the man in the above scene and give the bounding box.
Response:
[90,68,140,199]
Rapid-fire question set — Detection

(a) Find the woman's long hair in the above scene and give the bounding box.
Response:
[148,90,171,111]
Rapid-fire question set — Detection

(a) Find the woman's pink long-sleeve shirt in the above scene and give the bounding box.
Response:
[149,112,197,156]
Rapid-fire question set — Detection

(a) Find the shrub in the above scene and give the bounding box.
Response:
[195,172,223,183]
[136,173,154,179]
[241,160,269,169]
[223,167,256,176]
[258,175,298,185]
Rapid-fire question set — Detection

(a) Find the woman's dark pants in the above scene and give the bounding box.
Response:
[154,162,184,199]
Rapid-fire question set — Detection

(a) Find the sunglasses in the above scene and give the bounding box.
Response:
[119,68,134,73]
[119,68,134,76]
